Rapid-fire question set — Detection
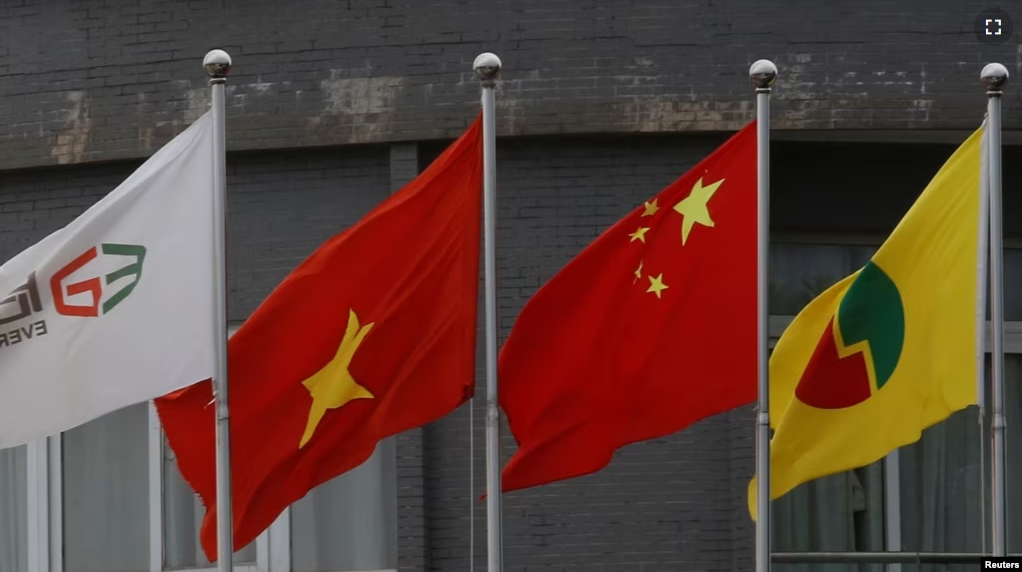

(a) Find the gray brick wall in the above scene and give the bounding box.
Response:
[0,0,1018,171]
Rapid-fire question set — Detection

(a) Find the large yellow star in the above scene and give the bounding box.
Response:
[673,177,725,245]
[299,309,375,449]
[628,227,650,243]
[646,273,668,298]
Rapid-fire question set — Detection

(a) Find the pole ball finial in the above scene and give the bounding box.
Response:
[981,63,1009,91]
[750,59,778,89]
[203,50,233,80]
[474,52,502,81]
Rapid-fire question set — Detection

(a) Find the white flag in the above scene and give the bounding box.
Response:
[0,113,215,448]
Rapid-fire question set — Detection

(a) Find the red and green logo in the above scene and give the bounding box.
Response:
[50,243,147,318]
[0,242,145,342]
[794,261,905,409]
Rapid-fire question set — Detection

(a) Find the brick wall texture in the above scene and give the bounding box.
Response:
[2,2,1022,571]
[0,0,1019,171]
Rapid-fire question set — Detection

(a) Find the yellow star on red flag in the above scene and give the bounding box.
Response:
[646,273,668,298]
[673,177,725,245]
[629,227,650,243]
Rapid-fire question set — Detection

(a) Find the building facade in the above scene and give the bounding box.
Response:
[0,1,1021,571]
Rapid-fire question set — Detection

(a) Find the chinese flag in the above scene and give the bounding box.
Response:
[499,122,758,492]
[155,117,482,559]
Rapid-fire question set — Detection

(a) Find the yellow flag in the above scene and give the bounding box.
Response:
[748,125,986,519]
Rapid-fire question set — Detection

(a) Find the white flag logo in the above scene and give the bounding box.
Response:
[0,113,216,448]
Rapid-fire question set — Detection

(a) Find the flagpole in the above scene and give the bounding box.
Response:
[474,52,504,572]
[981,61,1009,558]
[203,48,235,572]
[751,59,777,572]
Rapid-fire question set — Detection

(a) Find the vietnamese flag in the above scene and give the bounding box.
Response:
[499,122,758,493]
[155,116,483,559]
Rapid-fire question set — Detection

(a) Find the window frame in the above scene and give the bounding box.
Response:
[147,401,276,572]
[22,435,62,572]
[14,322,291,572]
[146,322,278,572]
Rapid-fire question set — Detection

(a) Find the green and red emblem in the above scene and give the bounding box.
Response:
[795,261,906,409]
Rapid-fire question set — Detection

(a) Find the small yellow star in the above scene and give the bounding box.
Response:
[641,199,660,217]
[633,261,643,283]
[646,273,668,298]
[628,227,650,243]
[673,177,725,245]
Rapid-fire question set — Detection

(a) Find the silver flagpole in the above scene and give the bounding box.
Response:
[982,61,1009,558]
[474,52,504,572]
[203,48,235,572]
[751,59,777,572]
